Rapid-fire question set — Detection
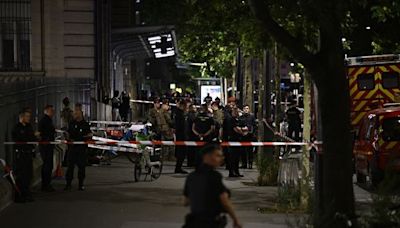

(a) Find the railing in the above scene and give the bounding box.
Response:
[0,78,96,170]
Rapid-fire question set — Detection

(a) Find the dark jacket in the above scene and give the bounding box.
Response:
[12,122,36,152]
[174,108,186,140]
[38,114,55,142]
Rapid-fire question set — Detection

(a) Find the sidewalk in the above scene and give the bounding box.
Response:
[0,158,290,228]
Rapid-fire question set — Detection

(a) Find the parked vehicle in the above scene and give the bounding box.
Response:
[354,104,400,187]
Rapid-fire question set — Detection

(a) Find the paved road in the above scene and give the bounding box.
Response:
[0,158,291,228]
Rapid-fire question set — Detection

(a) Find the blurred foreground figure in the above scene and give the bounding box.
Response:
[12,109,36,203]
[183,144,242,228]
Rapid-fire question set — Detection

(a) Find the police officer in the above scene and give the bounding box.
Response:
[38,105,56,192]
[229,108,244,177]
[12,109,37,203]
[192,104,215,142]
[183,143,242,228]
[174,100,188,174]
[65,109,92,191]
[286,102,302,141]
[192,104,215,166]
[239,105,256,169]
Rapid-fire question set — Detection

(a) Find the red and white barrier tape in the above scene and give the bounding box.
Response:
[3,140,316,147]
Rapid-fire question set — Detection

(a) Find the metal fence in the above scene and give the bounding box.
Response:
[0,77,96,168]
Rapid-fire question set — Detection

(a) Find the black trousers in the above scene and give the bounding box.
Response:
[66,145,87,186]
[15,152,33,198]
[240,134,255,168]
[183,214,226,228]
[175,143,186,171]
[288,125,301,141]
[229,147,241,175]
[187,136,197,167]
[40,145,54,188]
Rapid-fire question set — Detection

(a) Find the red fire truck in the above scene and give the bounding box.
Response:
[346,54,400,186]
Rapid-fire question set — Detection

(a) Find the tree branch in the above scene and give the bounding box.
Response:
[248,0,318,70]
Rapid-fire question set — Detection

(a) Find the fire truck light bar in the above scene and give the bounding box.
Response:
[346,54,400,66]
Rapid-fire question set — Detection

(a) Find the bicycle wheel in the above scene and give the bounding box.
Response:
[151,161,163,180]
[134,162,142,182]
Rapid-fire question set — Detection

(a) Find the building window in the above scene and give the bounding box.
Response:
[382,72,399,89]
[0,0,31,71]
[357,73,375,90]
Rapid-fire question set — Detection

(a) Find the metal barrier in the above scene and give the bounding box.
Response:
[0,78,96,174]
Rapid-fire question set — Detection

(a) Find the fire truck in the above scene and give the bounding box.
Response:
[346,54,400,186]
[346,54,400,130]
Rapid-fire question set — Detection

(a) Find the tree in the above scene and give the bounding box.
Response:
[247,0,400,227]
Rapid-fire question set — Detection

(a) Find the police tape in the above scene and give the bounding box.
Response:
[3,140,318,147]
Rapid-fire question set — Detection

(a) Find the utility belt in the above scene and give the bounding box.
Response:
[184,213,227,228]
[15,148,34,154]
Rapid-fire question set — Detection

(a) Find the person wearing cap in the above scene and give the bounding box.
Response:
[38,105,56,192]
[183,143,242,228]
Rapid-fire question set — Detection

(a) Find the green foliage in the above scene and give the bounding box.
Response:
[142,0,268,78]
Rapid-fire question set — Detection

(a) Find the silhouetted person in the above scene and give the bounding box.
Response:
[229,108,244,178]
[65,109,92,191]
[183,143,242,228]
[112,90,121,121]
[120,91,130,121]
[239,105,256,169]
[38,105,56,192]
[12,109,36,203]
[174,100,188,174]
[286,102,302,141]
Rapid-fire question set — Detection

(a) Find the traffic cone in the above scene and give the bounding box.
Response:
[54,160,64,179]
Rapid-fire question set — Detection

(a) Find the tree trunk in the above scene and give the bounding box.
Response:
[300,70,311,209]
[312,51,355,227]
[243,57,254,109]
[273,44,281,135]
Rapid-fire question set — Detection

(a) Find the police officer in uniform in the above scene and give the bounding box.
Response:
[229,108,244,177]
[192,104,215,166]
[239,105,257,169]
[38,105,56,192]
[65,109,92,191]
[12,109,37,203]
[183,143,242,228]
[286,102,302,141]
[192,104,215,142]
[174,100,188,174]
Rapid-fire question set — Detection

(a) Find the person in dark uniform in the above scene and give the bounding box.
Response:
[65,109,92,191]
[192,104,215,166]
[183,143,242,228]
[174,100,188,174]
[12,109,37,203]
[286,102,302,141]
[186,104,197,167]
[229,108,244,178]
[192,104,215,142]
[239,105,257,169]
[222,104,233,170]
[38,105,56,192]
